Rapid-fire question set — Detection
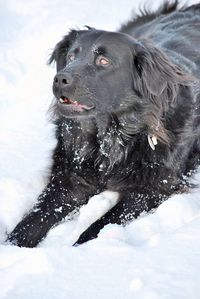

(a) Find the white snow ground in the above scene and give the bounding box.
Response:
[0,0,200,298]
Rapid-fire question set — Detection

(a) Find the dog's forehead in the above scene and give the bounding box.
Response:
[73,30,132,52]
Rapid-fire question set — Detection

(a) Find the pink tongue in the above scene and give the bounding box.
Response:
[61,97,94,111]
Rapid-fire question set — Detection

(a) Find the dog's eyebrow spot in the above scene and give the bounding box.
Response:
[69,47,81,55]
[94,46,107,56]
[74,47,81,54]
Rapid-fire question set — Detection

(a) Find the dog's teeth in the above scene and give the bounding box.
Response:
[59,98,64,103]
[152,135,158,146]
[148,134,157,150]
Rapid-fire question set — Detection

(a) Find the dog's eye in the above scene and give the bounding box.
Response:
[67,53,75,63]
[96,55,110,67]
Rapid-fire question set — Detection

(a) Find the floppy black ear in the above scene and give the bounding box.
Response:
[132,40,189,97]
[130,40,191,144]
[48,30,79,70]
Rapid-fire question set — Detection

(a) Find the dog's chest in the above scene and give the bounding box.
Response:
[61,120,125,174]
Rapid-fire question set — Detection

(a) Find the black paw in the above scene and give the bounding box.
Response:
[6,229,38,248]
[73,221,103,245]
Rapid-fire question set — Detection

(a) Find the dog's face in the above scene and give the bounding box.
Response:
[50,29,137,118]
[50,28,187,142]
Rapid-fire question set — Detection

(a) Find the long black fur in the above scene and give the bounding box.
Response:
[7,1,200,247]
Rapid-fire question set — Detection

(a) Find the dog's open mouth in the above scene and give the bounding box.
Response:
[58,97,94,112]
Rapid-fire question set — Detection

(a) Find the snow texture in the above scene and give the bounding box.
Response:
[0,0,200,298]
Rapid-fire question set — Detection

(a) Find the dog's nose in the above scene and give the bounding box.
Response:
[53,72,72,89]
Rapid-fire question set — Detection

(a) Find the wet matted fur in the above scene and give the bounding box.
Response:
[7,1,200,247]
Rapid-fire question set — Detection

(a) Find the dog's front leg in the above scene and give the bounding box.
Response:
[6,172,94,248]
[74,191,167,245]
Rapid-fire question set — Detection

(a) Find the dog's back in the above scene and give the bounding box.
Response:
[121,2,200,77]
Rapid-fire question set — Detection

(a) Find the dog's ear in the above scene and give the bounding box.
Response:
[131,40,191,145]
[48,30,79,70]
[132,40,188,97]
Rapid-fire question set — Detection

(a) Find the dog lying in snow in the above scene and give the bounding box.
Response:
[7,1,200,247]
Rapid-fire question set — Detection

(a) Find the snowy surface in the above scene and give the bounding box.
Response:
[0,0,200,298]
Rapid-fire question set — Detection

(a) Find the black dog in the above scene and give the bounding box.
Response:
[7,2,200,247]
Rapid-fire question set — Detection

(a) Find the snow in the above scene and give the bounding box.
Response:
[66,191,120,245]
[0,0,200,298]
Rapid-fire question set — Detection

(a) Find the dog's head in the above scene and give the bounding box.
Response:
[49,28,189,143]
